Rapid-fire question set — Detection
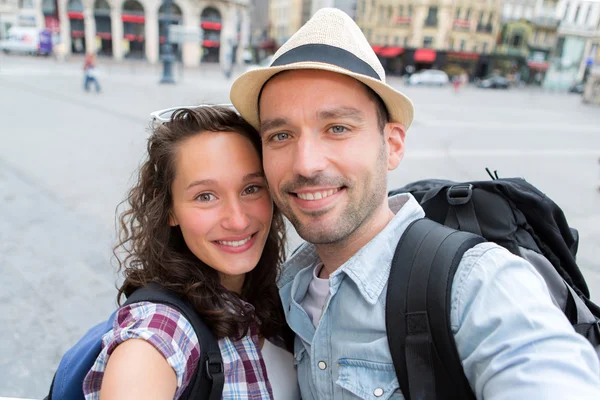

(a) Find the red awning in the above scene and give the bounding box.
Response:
[414,49,436,63]
[527,61,549,71]
[379,47,404,58]
[71,30,85,38]
[67,11,84,20]
[201,21,222,30]
[122,14,145,24]
[371,45,383,54]
[203,40,220,48]
[96,32,112,40]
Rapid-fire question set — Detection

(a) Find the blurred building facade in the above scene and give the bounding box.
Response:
[544,0,600,89]
[248,0,273,61]
[269,0,311,45]
[0,0,20,39]
[355,0,502,78]
[24,0,251,67]
[311,0,356,19]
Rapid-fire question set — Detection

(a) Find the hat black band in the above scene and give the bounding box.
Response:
[271,44,380,81]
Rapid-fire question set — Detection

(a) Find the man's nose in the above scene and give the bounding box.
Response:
[292,133,328,178]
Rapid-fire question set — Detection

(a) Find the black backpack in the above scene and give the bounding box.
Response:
[46,283,224,400]
[386,175,600,400]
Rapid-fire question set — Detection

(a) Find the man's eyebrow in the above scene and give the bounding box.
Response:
[259,117,290,136]
[318,107,365,122]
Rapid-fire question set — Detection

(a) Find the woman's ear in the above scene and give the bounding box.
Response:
[169,212,178,227]
[384,122,406,171]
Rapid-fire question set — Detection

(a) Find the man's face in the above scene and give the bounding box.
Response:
[258,70,392,245]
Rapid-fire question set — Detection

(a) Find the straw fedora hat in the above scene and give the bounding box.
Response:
[230,8,414,131]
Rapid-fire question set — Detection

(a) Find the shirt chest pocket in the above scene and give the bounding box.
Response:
[336,359,403,400]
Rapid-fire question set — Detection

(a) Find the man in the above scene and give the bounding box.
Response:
[231,8,600,399]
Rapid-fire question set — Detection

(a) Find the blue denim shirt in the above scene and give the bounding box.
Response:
[279,193,600,400]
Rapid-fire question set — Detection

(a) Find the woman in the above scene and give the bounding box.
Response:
[83,106,299,399]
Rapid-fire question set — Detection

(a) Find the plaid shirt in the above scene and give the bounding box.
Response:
[83,302,274,399]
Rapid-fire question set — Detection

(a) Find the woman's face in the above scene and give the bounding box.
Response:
[169,131,273,291]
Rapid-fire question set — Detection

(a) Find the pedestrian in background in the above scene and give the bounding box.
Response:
[83,53,101,93]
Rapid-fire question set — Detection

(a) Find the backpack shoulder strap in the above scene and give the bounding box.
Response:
[386,218,485,400]
[124,283,224,400]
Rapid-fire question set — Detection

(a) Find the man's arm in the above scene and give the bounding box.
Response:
[451,243,600,400]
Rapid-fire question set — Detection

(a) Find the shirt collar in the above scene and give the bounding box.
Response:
[279,193,425,304]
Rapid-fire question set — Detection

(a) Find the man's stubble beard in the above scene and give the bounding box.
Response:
[272,141,389,246]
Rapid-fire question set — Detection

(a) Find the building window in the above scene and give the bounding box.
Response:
[489,12,494,24]
[408,5,413,17]
[456,8,461,19]
[403,37,408,46]
[482,42,488,53]
[19,0,34,9]
[394,36,400,45]
[466,8,471,20]
[585,5,592,24]
[511,33,523,47]
[449,39,454,50]
[426,6,438,26]
[398,5,403,17]
[388,6,393,21]
[574,5,580,23]
[473,44,478,52]
[563,3,570,21]
[376,34,381,44]
[525,7,533,20]
[460,40,466,51]
[423,36,434,48]
[384,35,389,45]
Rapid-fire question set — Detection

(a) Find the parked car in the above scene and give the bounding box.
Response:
[407,69,450,86]
[476,75,510,89]
[568,82,585,94]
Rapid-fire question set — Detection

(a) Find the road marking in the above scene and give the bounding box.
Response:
[406,149,600,159]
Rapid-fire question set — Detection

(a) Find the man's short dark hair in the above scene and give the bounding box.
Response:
[363,84,390,133]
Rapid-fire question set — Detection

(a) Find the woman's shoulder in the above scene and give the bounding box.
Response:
[83,301,202,399]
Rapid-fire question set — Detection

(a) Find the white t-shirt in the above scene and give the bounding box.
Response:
[300,264,330,328]
[262,339,301,399]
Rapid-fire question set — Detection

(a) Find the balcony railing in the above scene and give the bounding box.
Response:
[476,23,493,33]
[453,19,470,30]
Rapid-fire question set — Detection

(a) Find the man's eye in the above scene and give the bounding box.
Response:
[272,132,290,141]
[330,126,347,134]
[196,193,216,202]
[243,185,261,195]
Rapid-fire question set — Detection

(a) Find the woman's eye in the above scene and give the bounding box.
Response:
[330,126,347,134]
[243,185,261,195]
[196,193,216,202]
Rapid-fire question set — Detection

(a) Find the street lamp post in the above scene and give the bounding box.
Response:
[159,0,176,84]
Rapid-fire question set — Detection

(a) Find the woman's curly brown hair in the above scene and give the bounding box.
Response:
[114,106,291,345]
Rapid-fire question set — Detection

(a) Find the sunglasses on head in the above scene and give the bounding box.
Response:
[149,103,237,126]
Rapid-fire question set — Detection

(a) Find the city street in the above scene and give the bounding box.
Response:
[1,54,600,398]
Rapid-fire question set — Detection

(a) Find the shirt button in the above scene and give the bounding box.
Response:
[318,361,327,370]
[374,388,384,397]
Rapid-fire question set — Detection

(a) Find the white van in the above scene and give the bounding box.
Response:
[0,26,40,55]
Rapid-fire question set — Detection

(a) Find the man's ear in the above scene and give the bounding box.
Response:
[384,122,406,171]
[169,212,178,227]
